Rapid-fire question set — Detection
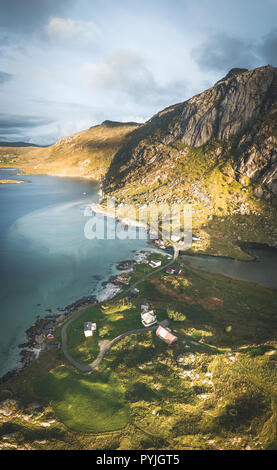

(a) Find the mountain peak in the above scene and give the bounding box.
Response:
[222,67,249,80]
[101,120,141,128]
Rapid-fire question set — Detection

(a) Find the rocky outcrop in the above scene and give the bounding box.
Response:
[104,65,277,196]
[172,66,277,147]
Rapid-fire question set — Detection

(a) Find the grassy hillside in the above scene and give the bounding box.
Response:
[0,121,140,180]
[1,259,276,450]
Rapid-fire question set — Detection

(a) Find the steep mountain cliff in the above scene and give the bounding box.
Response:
[104,65,277,199]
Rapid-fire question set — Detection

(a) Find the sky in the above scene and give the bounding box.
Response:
[0,0,277,145]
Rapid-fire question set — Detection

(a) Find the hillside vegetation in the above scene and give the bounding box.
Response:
[0,121,140,180]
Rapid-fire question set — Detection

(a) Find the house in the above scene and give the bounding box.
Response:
[84,322,97,337]
[192,235,201,242]
[156,326,178,345]
[117,275,131,285]
[166,268,175,274]
[47,327,55,339]
[149,260,162,268]
[171,235,180,243]
[166,267,182,275]
[141,310,157,327]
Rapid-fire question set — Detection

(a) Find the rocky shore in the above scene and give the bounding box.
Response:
[0,247,161,385]
[0,294,97,385]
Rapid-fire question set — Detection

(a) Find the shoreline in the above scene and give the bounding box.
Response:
[0,247,158,385]
[1,240,276,384]
[90,202,151,234]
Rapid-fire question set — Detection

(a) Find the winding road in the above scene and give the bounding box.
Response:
[61,244,179,372]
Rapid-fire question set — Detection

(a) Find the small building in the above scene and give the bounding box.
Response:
[84,322,97,338]
[117,275,131,285]
[141,310,157,327]
[141,304,150,313]
[149,260,162,268]
[47,327,55,339]
[156,326,178,345]
[166,267,175,274]
[166,267,182,275]
[171,235,180,243]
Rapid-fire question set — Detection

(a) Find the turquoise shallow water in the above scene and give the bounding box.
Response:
[0,170,152,377]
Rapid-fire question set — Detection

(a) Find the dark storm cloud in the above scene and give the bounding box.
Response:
[259,29,277,66]
[0,113,54,134]
[0,71,13,84]
[0,0,73,33]
[192,33,258,72]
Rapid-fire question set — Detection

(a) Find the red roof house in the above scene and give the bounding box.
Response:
[156,326,178,345]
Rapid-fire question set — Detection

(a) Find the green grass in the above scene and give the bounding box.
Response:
[66,302,144,365]
[34,366,130,433]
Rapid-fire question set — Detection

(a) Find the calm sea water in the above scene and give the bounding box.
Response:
[182,245,277,290]
[0,169,153,377]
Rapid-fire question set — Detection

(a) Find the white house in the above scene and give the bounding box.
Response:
[149,260,162,268]
[171,235,181,243]
[141,310,157,327]
[84,322,97,337]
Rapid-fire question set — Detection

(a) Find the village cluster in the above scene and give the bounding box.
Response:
[83,301,178,346]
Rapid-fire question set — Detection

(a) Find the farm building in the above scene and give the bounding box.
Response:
[156,326,178,345]
[141,310,157,327]
[84,322,97,337]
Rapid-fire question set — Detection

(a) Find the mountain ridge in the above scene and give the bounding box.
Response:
[104,65,277,198]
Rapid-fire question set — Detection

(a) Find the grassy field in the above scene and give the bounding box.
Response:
[34,366,130,434]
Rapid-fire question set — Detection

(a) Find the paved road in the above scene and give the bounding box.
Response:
[61,244,179,372]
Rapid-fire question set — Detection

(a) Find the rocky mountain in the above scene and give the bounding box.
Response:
[104,65,277,200]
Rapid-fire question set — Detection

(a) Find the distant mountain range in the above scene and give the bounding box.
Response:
[0,141,47,148]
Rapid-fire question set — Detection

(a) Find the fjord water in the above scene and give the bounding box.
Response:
[0,170,151,378]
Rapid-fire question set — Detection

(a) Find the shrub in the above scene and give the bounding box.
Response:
[167,307,186,322]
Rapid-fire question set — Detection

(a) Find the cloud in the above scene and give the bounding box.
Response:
[0,0,73,34]
[192,32,258,72]
[259,29,277,65]
[0,113,54,141]
[0,71,13,85]
[83,50,187,107]
[45,17,100,40]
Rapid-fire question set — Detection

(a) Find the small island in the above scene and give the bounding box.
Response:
[0,179,28,184]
